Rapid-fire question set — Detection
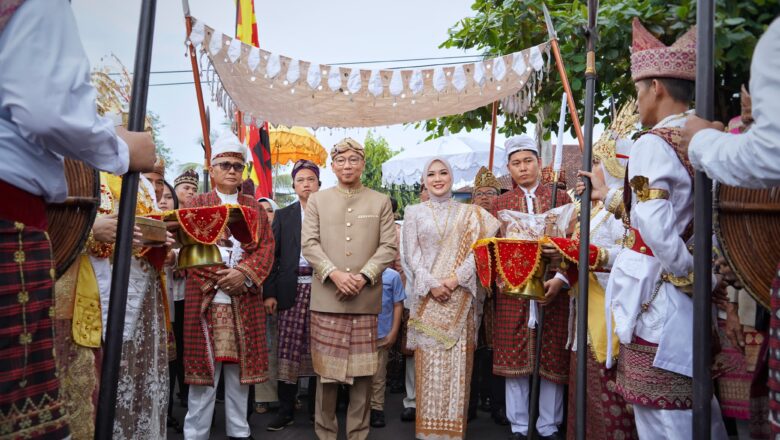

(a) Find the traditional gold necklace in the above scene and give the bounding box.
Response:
[427,200,454,245]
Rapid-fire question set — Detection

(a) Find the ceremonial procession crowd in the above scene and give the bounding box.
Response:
[2,1,780,440]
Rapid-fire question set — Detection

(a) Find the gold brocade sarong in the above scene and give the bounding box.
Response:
[209,303,239,363]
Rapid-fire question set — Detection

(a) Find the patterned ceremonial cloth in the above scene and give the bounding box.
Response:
[183,190,275,386]
[768,263,780,435]
[209,303,239,363]
[716,320,769,427]
[53,257,102,440]
[310,311,378,384]
[415,309,475,440]
[0,220,70,439]
[615,338,693,410]
[565,347,637,440]
[490,184,572,383]
[276,266,316,383]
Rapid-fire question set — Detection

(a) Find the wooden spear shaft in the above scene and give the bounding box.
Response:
[184,15,212,174]
[550,38,585,152]
[488,101,498,170]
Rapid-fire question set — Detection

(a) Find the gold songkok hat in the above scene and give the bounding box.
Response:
[174,169,199,188]
[152,156,165,177]
[593,99,639,180]
[330,138,365,159]
[473,166,501,192]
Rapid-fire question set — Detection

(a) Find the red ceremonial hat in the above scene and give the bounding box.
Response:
[630,18,696,82]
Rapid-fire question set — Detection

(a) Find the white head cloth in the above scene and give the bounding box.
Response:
[211,130,247,162]
[505,134,538,160]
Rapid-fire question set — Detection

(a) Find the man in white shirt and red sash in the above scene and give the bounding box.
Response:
[594,18,728,439]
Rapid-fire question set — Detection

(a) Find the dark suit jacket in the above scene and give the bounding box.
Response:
[263,201,303,311]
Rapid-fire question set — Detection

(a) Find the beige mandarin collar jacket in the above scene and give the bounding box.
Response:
[301,185,398,314]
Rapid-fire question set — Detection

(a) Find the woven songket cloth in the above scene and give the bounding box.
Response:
[565,347,638,440]
[490,185,572,383]
[310,311,377,384]
[716,320,769,435]
[0,220,70,439]
[615,338,693,410]
[630,18,696,81]
[769,264,780,435]
[183,190,274,386]
[276,267,316,383]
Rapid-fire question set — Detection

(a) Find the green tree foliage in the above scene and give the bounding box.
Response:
[360,131,420,218]
[147,111,173,174]
[424,0,779,138]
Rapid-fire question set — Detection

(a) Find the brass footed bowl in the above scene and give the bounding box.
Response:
[176,228,223,269]
[503,261,548,301]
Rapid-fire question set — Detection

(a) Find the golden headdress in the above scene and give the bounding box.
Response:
[473,166,501,192]
[593,99,639,181]
[152,156,165,177]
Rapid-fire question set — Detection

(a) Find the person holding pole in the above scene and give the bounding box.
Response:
[0,1,156,438]
[584,19,728,440]
[490,135,571,440]
[182,130,275,440]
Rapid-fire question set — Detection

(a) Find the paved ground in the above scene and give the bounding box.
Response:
[168,386,513,439]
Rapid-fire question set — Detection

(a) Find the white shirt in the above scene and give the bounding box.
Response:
[0,0,129,202]
[299,204,310,267]
[213,190,242,304]
[689,18,780,189]
[607,112,696,376]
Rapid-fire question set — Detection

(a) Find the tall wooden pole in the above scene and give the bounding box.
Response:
[575,1,598,439]
[693,0,715,437]
[94,1,157,438]
[183,11,212,190]
[488,101,498,170]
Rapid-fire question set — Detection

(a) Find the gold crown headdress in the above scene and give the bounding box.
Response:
[593,99,639,179]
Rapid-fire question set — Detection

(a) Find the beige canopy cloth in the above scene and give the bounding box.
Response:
[188,17,551,128]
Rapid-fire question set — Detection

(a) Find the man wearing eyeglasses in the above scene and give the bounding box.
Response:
[302,138,397,440]
[182,130,275,440]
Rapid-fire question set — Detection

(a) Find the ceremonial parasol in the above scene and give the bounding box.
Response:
[381,135,506,188]
[268,125,327,166]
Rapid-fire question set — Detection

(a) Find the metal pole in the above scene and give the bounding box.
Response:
[693,0,715,437]
[94,1,157,439]
[527,307,545,440]
[575,1,598,439]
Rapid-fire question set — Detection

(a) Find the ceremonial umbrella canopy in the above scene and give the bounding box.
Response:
[381,135,506,188]
[268,125,327,166]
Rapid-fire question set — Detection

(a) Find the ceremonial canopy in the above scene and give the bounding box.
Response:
[188,18,551,128]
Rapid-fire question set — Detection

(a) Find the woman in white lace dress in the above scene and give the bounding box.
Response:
[402,157,499,440]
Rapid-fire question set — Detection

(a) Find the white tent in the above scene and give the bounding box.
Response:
[381,136,506,188]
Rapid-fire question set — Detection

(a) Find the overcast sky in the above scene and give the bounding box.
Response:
[72,0,583,187]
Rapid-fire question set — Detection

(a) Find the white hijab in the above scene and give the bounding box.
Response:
[422,157,454,203]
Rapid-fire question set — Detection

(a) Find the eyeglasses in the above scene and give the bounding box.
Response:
[215,162,245,172]
[475,190,498,197]
[332,156,363,167]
